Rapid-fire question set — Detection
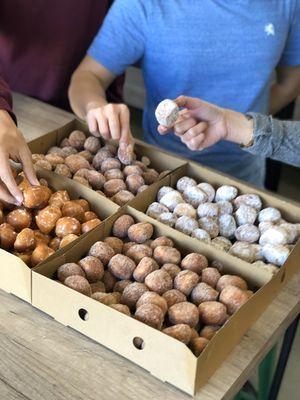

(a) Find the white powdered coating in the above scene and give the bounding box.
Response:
[217,201,233,215]
[258,221,274,234]
[234,194,262,211]
[229,241,259,263]
[279,223,298,244]
[218,214,236,238]
[259,226,289,246]
[191,228,211,243]
[158,212,177,227]
[262,244,290,266]
[197,183,215,202]
[235,204,257,226]
[235,224,260,243]
[174,203,197,219]
[155,99,179,127]
[183,186,207,208]
[198,217,219,238]
[146,202,169,219]
[197,202,219,219]
[157,186,175,202]
[258,207,281,223]
[211,236,232,252]
[175,215,199,235]
[252,261,279,275]
[215,185,238,202]
[160,191,184,211]
[176,177,197,193]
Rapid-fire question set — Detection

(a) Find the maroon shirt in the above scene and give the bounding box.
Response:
[0,0,123,116]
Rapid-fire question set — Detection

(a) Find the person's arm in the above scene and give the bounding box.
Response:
[270,66,300,115]
[68,0,147,144]
[0,77,39,205]
[242,113,300,167]
[158,96,300,167]
[69,56,132,143]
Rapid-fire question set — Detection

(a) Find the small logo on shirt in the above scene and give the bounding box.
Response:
[265,23,275,36]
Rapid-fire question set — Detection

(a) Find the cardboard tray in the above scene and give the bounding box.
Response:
[0,168,118,303]
[31,206,300,396]
[131,162,300,285]
[28,118,186,205]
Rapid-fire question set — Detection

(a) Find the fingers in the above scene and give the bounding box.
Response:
[180,122,208,151]
[95,109,110,140]
[184,134,205,151]
[119,105,133,144]
[0,182,20,205]
[174,95,204,110]
[0,152,23,204]
[87,114,100,137]
[157,125,170,135]
[173,116,198,137]
[19,148,40,186]
[108,108,121,141]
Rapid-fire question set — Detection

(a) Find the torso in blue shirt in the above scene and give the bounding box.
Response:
[88,0,300,186]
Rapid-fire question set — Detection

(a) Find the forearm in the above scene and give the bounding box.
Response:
[0,76,16,124]
[244,113,300,167]
[68,70,108,119]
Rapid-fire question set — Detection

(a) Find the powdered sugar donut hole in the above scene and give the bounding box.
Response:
[155,99,179,127]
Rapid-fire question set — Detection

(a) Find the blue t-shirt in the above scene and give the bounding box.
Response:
[88,0,300,186]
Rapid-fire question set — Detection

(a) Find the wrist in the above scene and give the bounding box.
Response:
[224,109,253,146]
[0,109,15,128]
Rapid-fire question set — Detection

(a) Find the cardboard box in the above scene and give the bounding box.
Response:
[31,206,300,395]
[131,162,300,285]
[28,118,186,205]
[0,168,118,303]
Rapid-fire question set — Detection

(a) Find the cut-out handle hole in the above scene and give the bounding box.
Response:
[78,308,89,321]
[280,271,286,283]
[133,337,145,350]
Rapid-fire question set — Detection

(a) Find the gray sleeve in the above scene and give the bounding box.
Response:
[244,113,300,167]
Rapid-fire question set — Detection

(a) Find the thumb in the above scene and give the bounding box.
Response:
[176,97,221,124]
[174,95,204,110]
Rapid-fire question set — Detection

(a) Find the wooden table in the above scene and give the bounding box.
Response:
[1,94,299,400]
